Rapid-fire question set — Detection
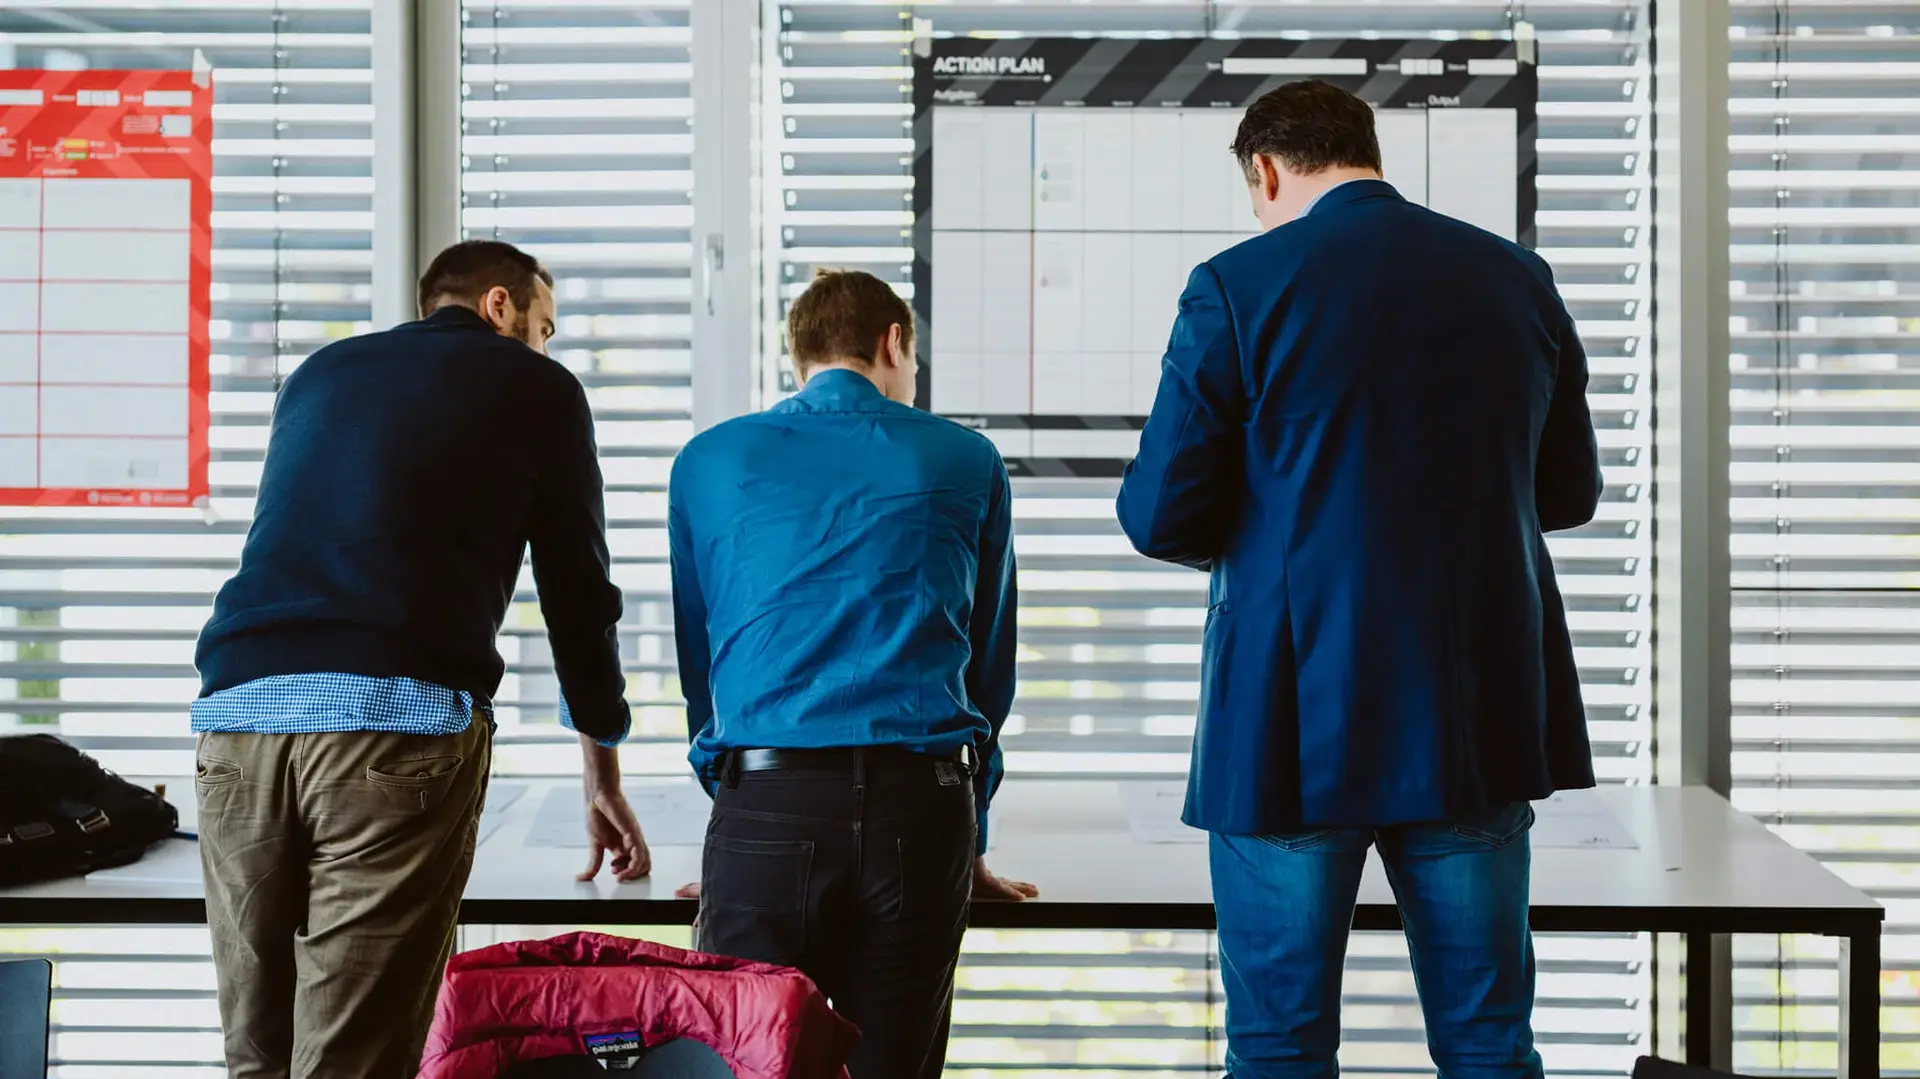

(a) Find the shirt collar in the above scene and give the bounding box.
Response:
[1301,177,1371,218]
[796,366,887,405]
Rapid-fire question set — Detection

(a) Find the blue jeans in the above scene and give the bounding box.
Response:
[1210,802,1543,1079]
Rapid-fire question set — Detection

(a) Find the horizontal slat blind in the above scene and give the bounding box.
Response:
[458,0,695,777]
[0,3,375,1073]
[1726,1,1920,1073]
[773,2,1652,1074]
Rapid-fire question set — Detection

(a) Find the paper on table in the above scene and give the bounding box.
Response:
[1531,790,1638,850]
[526,780,713,849]
[1119,782,1637,850]
[1119,781,1200,844]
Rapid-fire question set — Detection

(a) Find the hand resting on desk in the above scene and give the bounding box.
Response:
[575,735,652,882]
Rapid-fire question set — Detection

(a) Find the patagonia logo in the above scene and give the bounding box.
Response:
[582,1030,644,1071]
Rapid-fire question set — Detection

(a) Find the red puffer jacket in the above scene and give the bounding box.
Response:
[417,932,859,1079]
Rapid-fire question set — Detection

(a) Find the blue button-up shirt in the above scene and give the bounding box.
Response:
[667,369,1018,850]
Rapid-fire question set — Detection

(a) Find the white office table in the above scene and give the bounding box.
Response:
[0,781,1883,1078]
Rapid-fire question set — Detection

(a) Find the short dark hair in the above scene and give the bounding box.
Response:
[417,239,554,318]
[786,268,913,374]
[1232,79,1382,182]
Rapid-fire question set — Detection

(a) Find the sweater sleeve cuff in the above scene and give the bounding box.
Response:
[558,692,630,748]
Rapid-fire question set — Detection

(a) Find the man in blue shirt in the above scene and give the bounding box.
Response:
[191,240,649,1079]
[668,269,1035,1078]
[1117,82,1601,1078]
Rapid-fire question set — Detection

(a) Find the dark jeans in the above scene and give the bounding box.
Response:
[695,748,975,1079]
[1210,802,1542,1079]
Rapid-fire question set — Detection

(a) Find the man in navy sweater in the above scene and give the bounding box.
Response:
[191,240,648,1078]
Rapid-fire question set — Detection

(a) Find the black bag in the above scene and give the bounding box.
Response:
[0,734,179,887]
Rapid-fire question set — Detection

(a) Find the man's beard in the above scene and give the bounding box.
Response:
[509,311,532,346]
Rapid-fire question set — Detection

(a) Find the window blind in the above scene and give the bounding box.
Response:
[0,2,375,1073]
[457,0,695,778]
[773,2,1654,1074]
[1726,1,1920,1073]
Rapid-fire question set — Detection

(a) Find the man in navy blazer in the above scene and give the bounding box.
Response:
[1116,81,1602,1079]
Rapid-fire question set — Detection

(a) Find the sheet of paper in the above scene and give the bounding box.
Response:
[1120,781,1202,844]
[1530,790,1638,850]
[526,780,713,849]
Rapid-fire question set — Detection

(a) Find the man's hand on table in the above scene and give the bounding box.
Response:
[973,856,1038,901]
[576,735,652,882]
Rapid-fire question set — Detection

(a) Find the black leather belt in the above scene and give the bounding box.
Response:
[728,745,976,778]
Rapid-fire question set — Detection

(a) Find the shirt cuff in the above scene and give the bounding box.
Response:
[976,801,990,856]
[558,692,630,748]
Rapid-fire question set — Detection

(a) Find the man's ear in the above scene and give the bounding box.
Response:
[1258,155,1283,203]
[887,323,908,368]
[478,285,514,331]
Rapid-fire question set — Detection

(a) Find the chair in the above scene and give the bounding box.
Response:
[0,958,52,1079]
[501,1038,735,1078]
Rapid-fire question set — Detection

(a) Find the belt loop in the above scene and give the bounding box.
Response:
[721,750,741,789]
[852,747,866,787]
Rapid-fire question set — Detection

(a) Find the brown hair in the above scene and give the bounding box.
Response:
[1231,79,1383,182]
[417,239,554,319]
[786,268,913,375]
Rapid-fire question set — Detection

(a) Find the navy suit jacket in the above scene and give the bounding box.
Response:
[1116,180,1603,836]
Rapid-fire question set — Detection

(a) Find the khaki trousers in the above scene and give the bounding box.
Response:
[195,720,490,1079]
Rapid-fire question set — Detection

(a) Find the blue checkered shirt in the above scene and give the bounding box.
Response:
[190,673,487,736]
[191,673,620,744]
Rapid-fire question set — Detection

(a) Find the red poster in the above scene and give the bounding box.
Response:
[0,69,212,508]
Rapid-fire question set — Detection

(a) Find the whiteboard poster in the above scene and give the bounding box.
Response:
[913,37,1538,477]
[0,69,212,508]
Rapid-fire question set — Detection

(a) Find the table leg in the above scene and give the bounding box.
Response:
[1839,929,1880,1079]
[1685,932,1731,1069]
